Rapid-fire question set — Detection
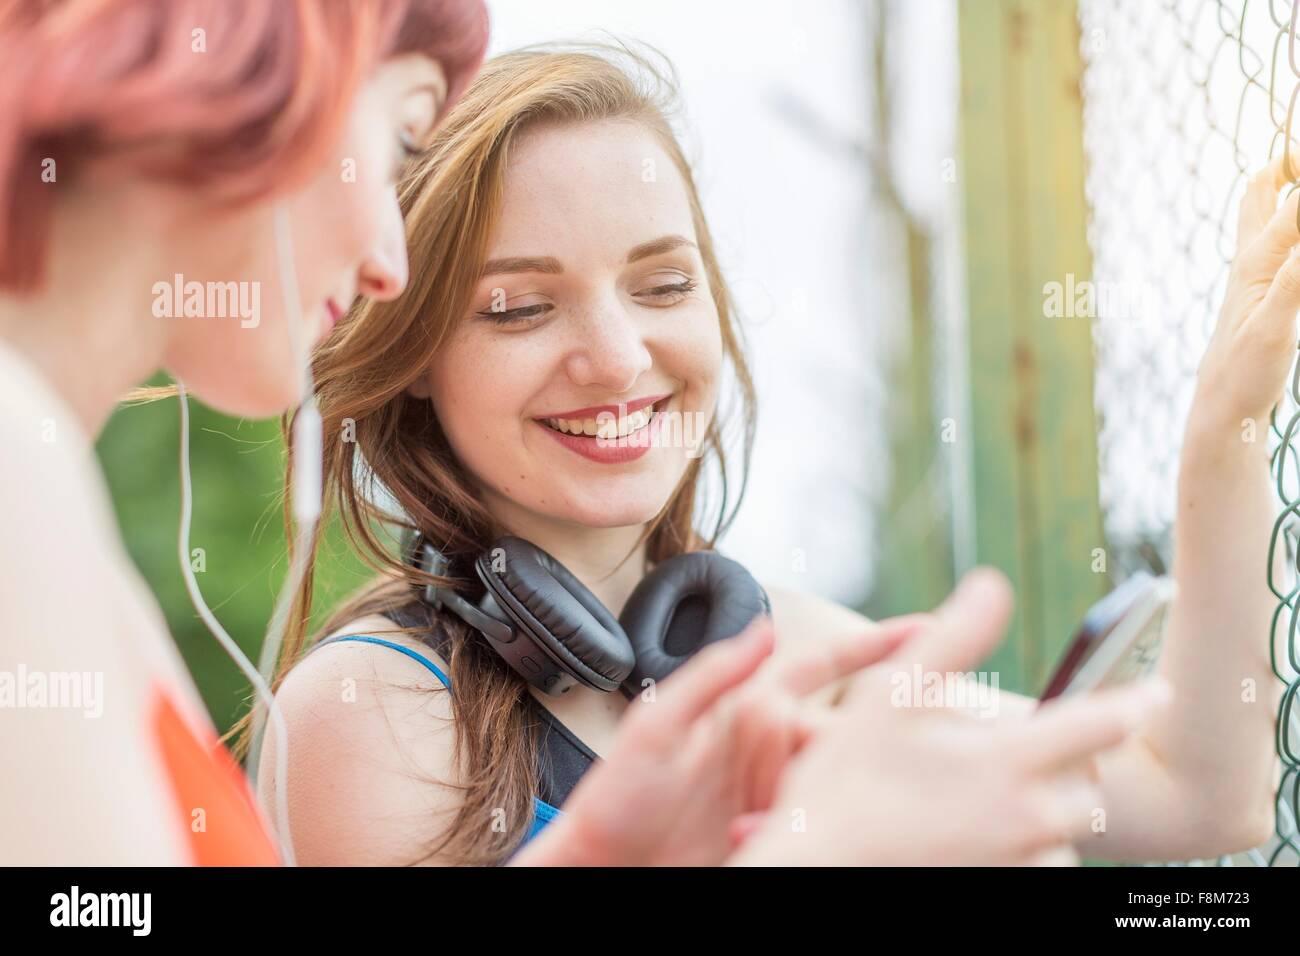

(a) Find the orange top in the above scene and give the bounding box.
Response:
[151,682,280,866]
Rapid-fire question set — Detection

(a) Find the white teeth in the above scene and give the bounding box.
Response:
[543,404,659,438]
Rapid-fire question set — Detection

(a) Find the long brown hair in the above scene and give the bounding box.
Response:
[248,42,758,866]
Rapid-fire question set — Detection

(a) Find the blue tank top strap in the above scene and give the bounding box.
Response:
[315,633,562,846]
[525,796,564,844]
[316,634,451,688]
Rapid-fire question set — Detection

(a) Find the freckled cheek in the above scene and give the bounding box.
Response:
[666,310,724,411]
[433,341,535,457]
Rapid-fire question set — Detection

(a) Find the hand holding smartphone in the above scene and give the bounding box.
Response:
[1039,571,1175,704]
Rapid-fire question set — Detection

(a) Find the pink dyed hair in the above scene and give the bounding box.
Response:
[0,0,489,292]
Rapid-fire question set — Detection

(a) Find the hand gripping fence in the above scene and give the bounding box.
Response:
[1079,0,1299,865]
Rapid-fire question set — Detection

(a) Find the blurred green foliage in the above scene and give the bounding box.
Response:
[95,377,376,734]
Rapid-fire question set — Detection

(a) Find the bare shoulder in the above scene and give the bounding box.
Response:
[309,614,454,687]
[259,613,463,866]
[762,583,874,644]
[0,360,192,863]
[277,614,455,724]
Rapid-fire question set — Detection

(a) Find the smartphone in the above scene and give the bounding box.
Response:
[1038,571,1175,703]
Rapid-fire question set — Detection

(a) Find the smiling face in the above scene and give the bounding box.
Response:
[162,54,448,418]
[412,118,725,532]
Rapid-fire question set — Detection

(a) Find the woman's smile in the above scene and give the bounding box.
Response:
[533,393,673,464]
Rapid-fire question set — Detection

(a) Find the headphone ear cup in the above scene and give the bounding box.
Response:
[479,536,635,692]
[618,551,771,697]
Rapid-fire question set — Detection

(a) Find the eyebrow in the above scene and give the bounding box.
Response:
[627,235,698,263]
[480,235,698,278]
[480,256,565,277]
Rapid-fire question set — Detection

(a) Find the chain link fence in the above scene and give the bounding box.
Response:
[1079,0,1299,865]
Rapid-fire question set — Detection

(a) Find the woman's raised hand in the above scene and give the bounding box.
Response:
[1193,153,1300,432]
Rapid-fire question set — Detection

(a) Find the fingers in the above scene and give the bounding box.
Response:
[1010,677,1173,774]
[879,568,1012,680]
[1025,844,1082,866]
[1000,762,1108,865]
[728,811,767,849]
[745,696,801,809]
[1248,243,1300,353]
[769,615,922,698]
[1008,769,1104,865]
[873,612,935,640]
[1238,151,1300,250]
[790,708,831,752]
[620,615,776,750]
[1036,767,1106,845]
[1237,187,1300,278]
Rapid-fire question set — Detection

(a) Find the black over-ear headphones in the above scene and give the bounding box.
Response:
[404,532,771,698]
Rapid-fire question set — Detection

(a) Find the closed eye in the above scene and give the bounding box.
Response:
[392,131,422,183]
[634,278,698,302]
[475,302,554,324]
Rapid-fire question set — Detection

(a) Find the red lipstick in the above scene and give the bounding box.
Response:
[535,392,669,421]
[324,298,344,331]
[534,394,672,465]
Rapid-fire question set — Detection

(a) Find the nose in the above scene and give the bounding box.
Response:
[356,198,409,302]
[564,296,653,391]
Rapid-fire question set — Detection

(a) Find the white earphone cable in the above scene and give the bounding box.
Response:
[176,383,297,866]
[175,204,323,867]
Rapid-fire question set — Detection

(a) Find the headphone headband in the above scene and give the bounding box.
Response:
[404,532,511,645]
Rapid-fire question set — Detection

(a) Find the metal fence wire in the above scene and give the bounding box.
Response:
[1078,0,1299,865]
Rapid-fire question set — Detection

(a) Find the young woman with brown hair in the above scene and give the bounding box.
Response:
[259,43,1281,867]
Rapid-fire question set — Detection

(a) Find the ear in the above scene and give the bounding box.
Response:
[406,374,432,400]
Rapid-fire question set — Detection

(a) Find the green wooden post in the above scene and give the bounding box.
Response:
[868,221,955,622]
[957,0,1107,693]
[866,1,956,624]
